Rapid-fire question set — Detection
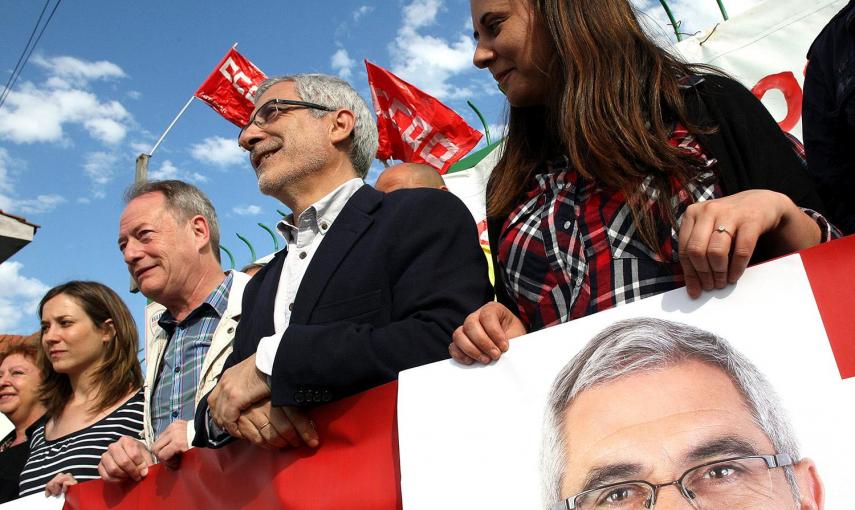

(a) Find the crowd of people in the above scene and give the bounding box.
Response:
[0,0,849,507]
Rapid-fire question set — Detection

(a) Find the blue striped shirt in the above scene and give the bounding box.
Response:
[151,272,232,438]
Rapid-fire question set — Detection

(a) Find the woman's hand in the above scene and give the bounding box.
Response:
[678,190,821,298]
[450,302,527,365]
[44,472,77,497]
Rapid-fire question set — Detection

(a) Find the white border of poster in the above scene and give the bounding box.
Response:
[398,254,855,508]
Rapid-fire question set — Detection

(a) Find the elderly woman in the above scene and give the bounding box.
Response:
[0,338,46,503]
[18,281,144,498]
[451,0,840,364]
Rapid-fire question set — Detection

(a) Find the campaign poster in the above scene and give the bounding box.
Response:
[398,250,855,509]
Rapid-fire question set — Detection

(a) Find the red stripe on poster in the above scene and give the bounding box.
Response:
[801,235,855,379]
[63,381,401,510]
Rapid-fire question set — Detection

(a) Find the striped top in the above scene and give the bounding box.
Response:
[18,389,144,497]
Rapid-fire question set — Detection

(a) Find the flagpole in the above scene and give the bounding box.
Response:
[148,95,195,157]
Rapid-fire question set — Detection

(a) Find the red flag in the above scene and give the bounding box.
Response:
[365,60,482,174]
[194,48,267,127]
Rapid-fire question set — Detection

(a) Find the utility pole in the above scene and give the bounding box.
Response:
[129,154,149,293]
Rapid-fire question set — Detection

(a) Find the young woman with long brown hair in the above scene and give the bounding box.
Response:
[451,0,839,364]
[18,281,144,498]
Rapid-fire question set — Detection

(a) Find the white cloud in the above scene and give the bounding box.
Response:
[331,49,357,81]
[126,90,142,100]
[129,141,153,154]
[12,194,66,214]
[33,55,126,88]
[390,0,477,100]
[353,5,374,22]
[83,151,118,198]
[233,205,262,216]
[0,261,50,333]
[0,82,131,145]
[483,123,507,141]
[0,148,64,215]
[84,117,127,145]
[0,149,13,195]
[148,160,207,183]
[189,136,245,168]
[403,0,441,29]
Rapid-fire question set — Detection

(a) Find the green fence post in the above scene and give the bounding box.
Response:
[220,245,236,270]
[716,0,729,21]
[258,223,280,252]
[659,0,683,42]
[235,233,257,264]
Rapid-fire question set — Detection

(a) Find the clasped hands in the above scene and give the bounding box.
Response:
[207,353,319,450]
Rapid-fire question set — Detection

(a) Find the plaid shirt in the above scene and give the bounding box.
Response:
[498,125,838,331]
[151,272,232,438]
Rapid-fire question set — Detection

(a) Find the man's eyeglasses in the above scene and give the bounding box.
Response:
[552,454,794,510]
[240,98,334,136]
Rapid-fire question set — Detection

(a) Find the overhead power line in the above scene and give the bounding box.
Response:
[0,0,63,111]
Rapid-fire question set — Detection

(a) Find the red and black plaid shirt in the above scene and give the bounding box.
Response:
[497,126,837,331]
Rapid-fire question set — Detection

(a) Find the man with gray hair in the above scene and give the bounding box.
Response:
[542,317,824,510]
[195,74,491,448]
[99,180,251,482]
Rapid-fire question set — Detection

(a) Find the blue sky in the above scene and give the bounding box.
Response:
[0,0,760,336]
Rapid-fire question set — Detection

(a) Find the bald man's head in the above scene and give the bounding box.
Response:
[375,163,447,192]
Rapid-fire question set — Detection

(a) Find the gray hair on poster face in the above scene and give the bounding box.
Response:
[539,317,802,508]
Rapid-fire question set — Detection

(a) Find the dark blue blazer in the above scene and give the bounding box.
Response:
[194,184,492,445]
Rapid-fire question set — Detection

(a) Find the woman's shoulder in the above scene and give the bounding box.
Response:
[686,73,757,105]
[107,388,144,417]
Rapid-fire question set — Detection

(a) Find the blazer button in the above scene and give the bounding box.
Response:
[294,391,305,404]
[322,390,332,402]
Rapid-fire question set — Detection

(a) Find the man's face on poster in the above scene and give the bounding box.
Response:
[556,360,823,509]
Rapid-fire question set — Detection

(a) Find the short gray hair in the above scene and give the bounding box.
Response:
[124,179,221,263]
[540,318,801,508]
[254,73,378,178]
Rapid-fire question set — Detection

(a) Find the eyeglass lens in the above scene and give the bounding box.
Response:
[572,457,777,509]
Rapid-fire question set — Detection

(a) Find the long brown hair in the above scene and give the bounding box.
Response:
[488,0,714,248]
[37,281,142,418]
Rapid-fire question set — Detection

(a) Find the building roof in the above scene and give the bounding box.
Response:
[0,210,39,264]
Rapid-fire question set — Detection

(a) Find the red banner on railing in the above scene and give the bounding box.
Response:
[194,48,267,127]
[63,382,401,510]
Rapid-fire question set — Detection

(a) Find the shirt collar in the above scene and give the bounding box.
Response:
[276,178,364,245]
[157,271,233,330]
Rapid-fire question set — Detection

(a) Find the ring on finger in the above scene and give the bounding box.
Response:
[714,225,732,237]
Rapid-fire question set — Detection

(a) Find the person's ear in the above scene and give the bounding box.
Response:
[189,215,211,253]
[795,458,824,510]
[100,319,116,344]
[329,109,355,145]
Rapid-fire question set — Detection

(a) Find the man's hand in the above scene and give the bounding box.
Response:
[98,435,155,482]
[152,420,190,470]
[208,353,271,436]
[234,400,319,450]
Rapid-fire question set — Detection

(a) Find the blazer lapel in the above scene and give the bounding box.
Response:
[250,249,287,347]
[291,185,381,324]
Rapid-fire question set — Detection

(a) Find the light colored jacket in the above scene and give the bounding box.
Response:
[142,270,250,448]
